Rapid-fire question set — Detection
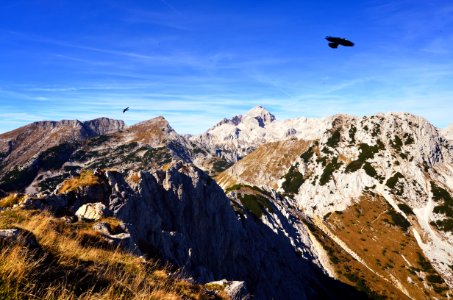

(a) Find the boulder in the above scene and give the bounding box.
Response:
[206,280,250,300]
[75,202,108,221]
[224,281,250,300]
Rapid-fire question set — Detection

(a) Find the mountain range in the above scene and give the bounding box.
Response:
[0,106,452,299]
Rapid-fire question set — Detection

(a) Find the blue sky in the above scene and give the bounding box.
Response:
[0,0,452,134]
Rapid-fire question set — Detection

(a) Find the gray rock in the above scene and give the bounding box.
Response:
[76,202,108,221]
[224,281,250,300]
[0,228,39,249]
[92,222,140,254]
[82,118,125,136]
[106,162,352,299]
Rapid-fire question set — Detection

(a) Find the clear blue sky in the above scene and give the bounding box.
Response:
[0,0,452,134]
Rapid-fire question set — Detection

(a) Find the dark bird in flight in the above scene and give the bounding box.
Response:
[325,36,354,48]
[123,107,129,113]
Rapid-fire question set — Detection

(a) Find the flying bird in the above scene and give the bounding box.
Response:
[123,107,129,113]
[325,36,354,48]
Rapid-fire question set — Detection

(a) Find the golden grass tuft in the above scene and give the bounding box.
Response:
[58,170,100,194]
[162,163,172,171]
[0,208,226,299]
[0,193,28,208]
[128,172,141,184]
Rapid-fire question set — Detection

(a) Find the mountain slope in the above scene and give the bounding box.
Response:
[4,161,366,299]
[0,118,124,168]
[218,111,453,298]
[0,118,125,192]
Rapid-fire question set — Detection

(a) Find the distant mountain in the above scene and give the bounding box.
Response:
[190,106,332,161]
[0,118,125,191]
[0,117,124,167]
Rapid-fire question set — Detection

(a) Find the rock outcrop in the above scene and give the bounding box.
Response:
[82,118,125,136]
[75,202,108,221]
[36,162,364,299]
[442,123,453,142]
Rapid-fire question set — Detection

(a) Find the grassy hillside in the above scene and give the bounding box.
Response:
[0,208,227,300]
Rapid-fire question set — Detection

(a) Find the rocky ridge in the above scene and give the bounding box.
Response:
[218,111,453,298]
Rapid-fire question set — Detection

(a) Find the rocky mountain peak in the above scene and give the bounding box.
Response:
[123,116,178,146]
[82,118,125,136]
[243,105,276,127]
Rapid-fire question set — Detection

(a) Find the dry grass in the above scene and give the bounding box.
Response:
[0,208,227,299]
[218,139,311,190]
[128,172,141,184]
[58,170,100,194]
[323,194,450,299]
[162,163,172,171]
[0,193,28,208]
[303,215,407,299]
[127,118,168,146]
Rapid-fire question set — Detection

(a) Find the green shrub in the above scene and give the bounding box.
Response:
[431,219,453,233]
[403,133,414,145]
[362,162,377,178]
[386,209,410,231]
[430,182,453,232]
[115,142,139,154]
[142,147,172,165]
[321,147,333,155]
[371,124,381,137]
[238,193,273,219]
[397,203,415,215]
[431,182,453,203]
[326,129,341,148]
[300,146,314,163]
[320,157,342,186]
[282,164,304,194]
[0,152,8,161]
[345,142,383,173]
[386,172,404,189]
[345,160,363,173]
[417,252,435,273]
[225,184,272,198]
[426,274,444,284]
[391,136,403,152]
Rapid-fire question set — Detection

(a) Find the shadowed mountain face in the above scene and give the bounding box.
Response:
[0,107,452,299]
